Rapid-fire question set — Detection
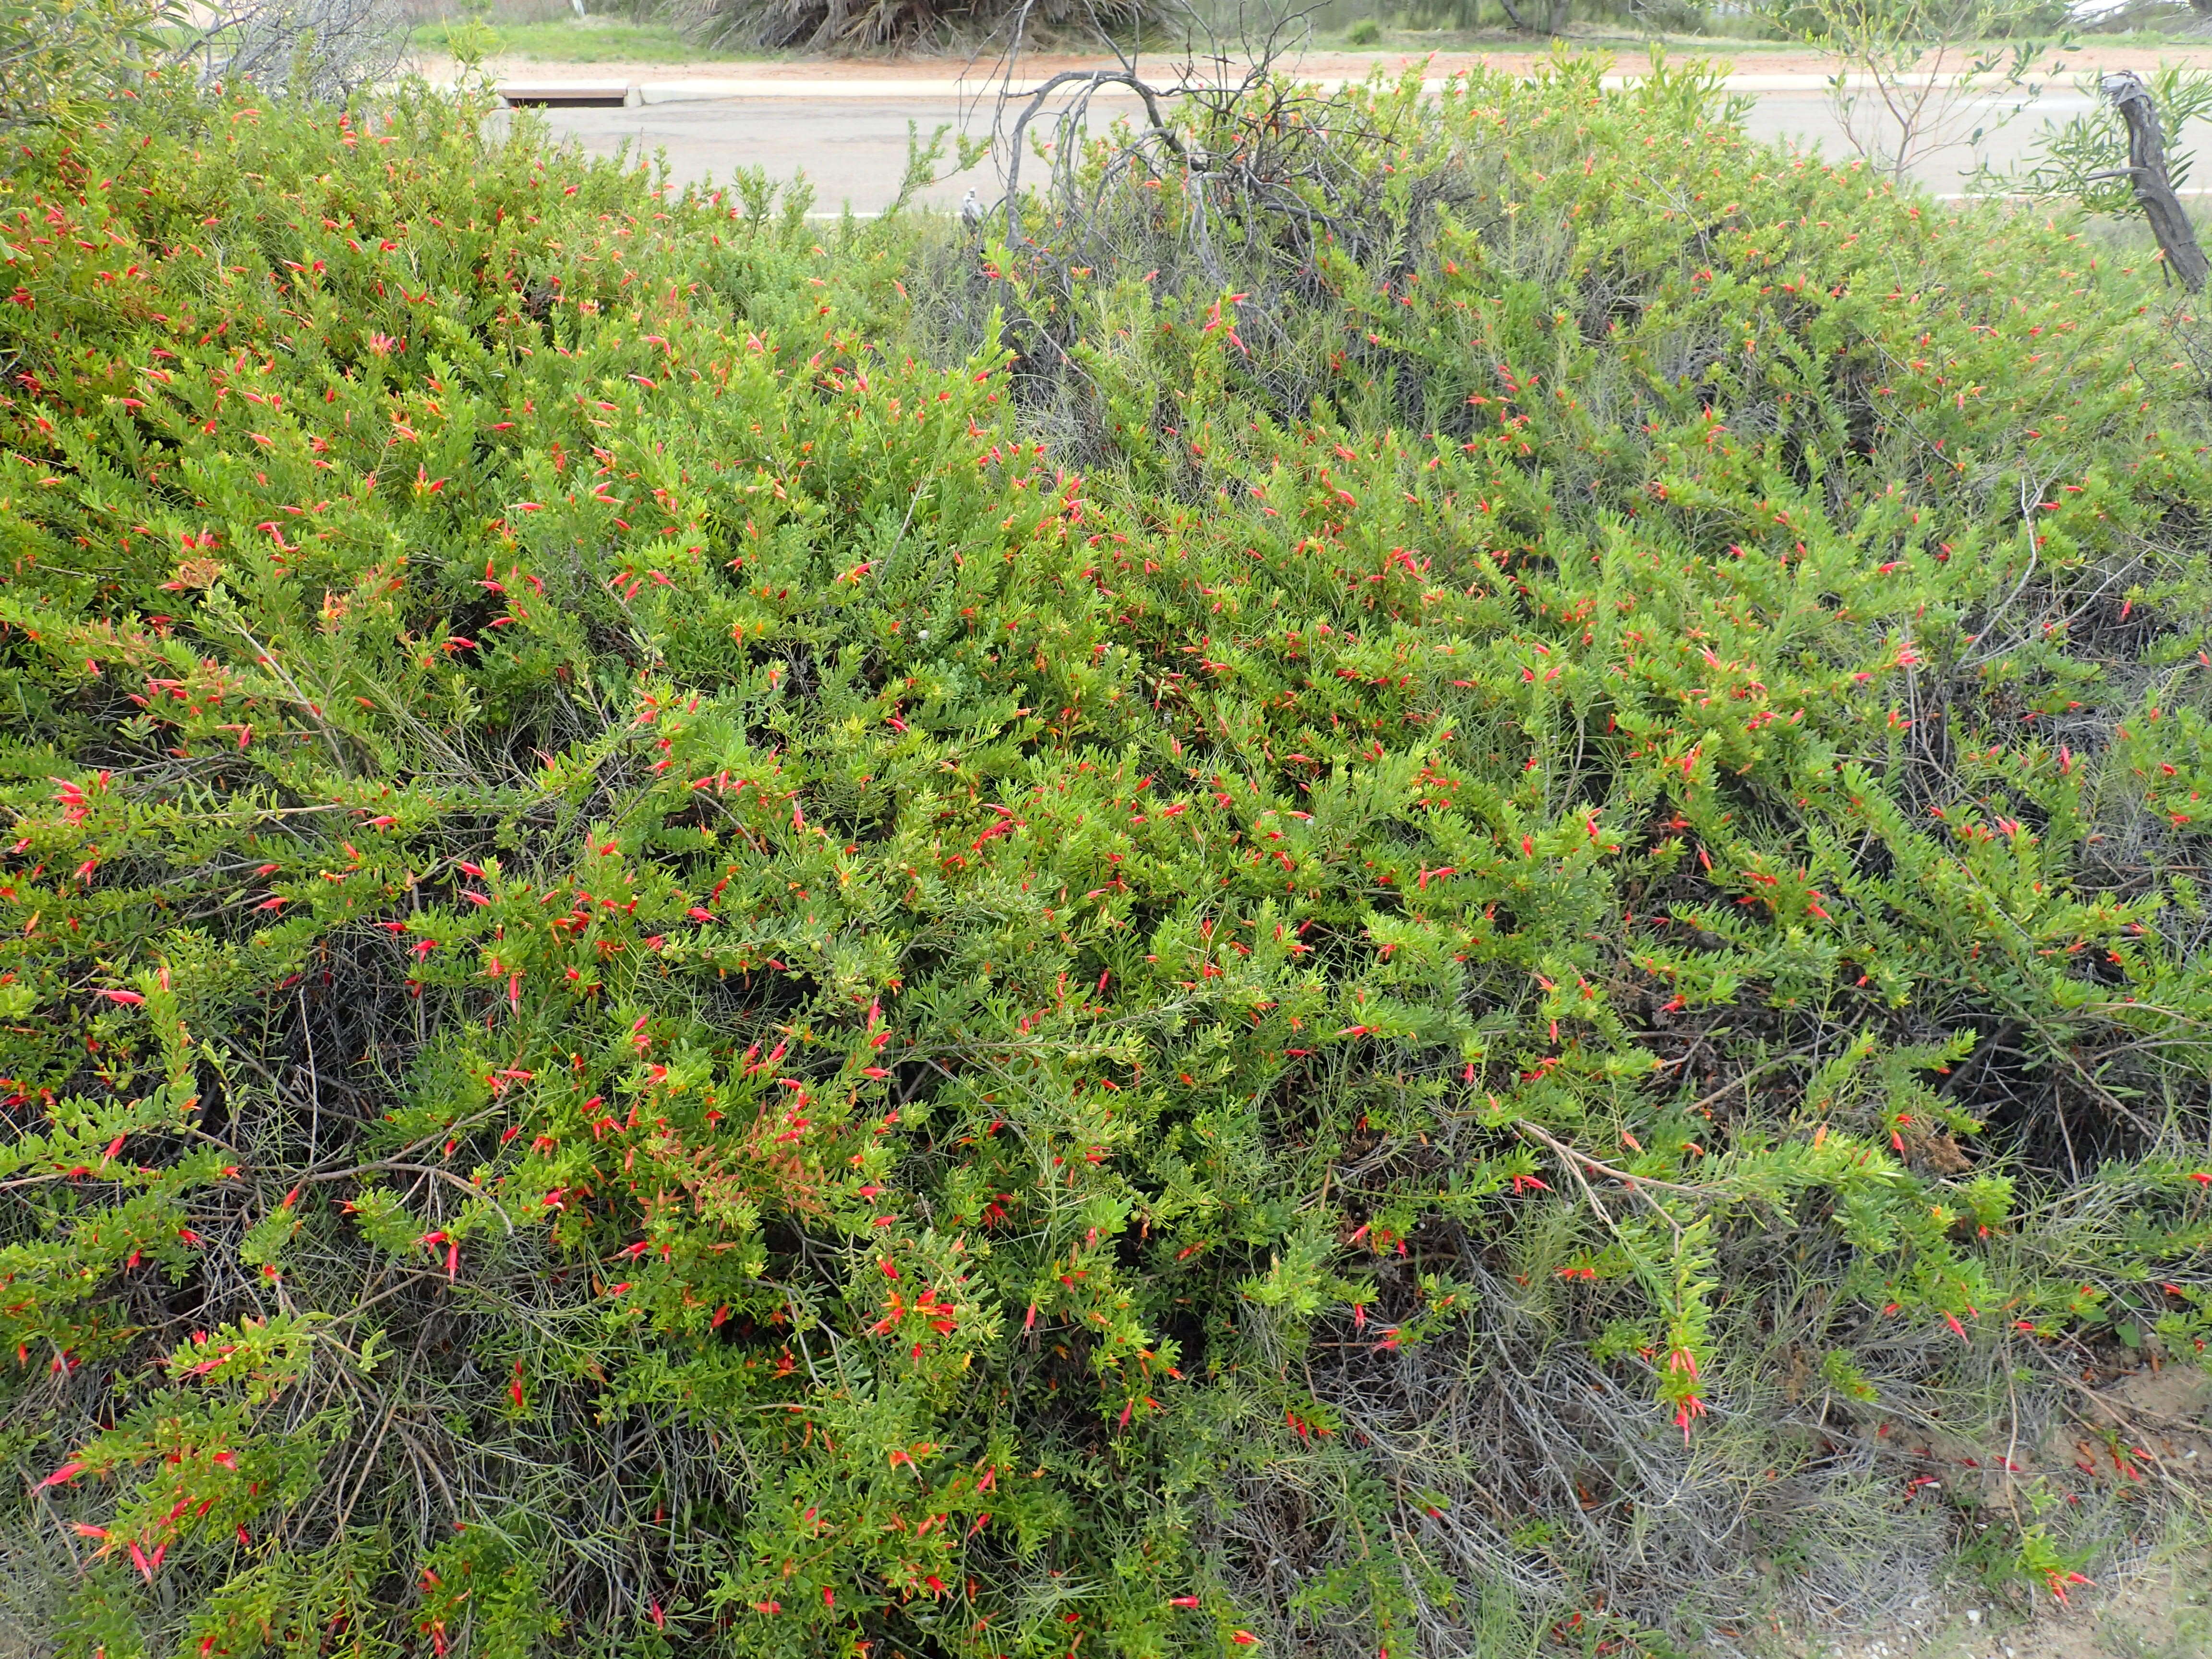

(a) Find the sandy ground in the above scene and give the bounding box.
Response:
[1820,1554,2210,1659]
[1819,1365,2212,1659]
[422,37,2212,86]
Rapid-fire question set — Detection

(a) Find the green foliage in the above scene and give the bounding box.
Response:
[412,16,732,64]
[0,52,2209,1659]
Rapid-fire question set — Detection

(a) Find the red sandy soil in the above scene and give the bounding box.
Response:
[427,36,2212,84]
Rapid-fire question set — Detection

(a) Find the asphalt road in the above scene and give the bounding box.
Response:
[515,82,2200,216]
[523,96,986,213]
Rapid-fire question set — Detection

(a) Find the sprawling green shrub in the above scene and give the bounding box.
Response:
[0,56,2207,1659]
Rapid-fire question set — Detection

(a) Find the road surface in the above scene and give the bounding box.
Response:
[489,65,2212,216]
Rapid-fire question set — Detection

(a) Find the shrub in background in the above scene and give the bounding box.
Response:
[0,0,404,136]
[1767,0,2076,184]
[0,54,2208,1659]
[673,0,1153,56]
[184,0,410,103]
[0,0,173,131]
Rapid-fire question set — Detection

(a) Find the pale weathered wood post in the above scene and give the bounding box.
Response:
[2102,70,2211,294]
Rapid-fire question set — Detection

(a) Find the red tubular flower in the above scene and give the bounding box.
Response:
[1673,1393,1707,1443]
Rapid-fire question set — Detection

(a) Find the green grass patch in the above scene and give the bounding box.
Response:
[413,16,769,61]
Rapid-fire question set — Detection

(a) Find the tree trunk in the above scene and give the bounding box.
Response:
[807,0,849,52]
[2103,71,2211,295]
